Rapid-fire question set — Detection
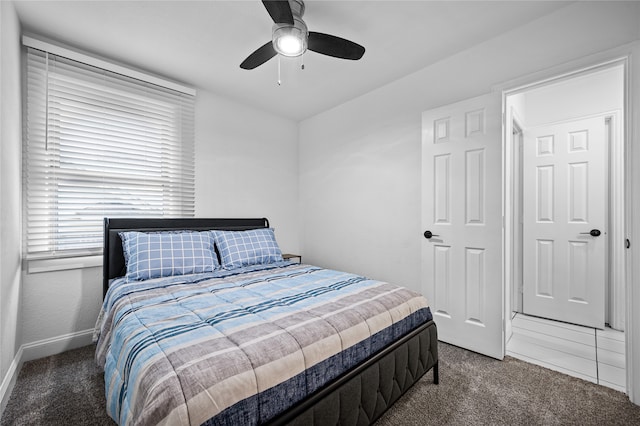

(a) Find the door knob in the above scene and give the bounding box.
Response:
[423,230,439,239]
[580,229,601,237]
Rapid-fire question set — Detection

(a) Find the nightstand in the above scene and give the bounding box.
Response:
[282,253,302,263]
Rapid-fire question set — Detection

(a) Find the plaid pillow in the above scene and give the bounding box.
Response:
[120,231,219,282]
[211,228,283,269]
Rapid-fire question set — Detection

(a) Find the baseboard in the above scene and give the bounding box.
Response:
[20,329,94,363]
[0,346,24,416]
[0,329,94,417]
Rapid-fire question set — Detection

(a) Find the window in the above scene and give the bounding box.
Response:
[23,42,195,260]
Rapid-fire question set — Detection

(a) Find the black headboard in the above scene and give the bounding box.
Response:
[103,217,270,298]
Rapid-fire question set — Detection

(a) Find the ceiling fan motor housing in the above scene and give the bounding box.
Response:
[272,0,308,57]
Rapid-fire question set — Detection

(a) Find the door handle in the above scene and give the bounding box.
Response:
[423,230,440,239]
[580,229,601,237]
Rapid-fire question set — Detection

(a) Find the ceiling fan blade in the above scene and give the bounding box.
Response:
[240,41,277,70]
[262,0,294,25]
[307,32,365,60]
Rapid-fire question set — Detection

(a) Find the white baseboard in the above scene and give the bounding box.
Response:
[0,329,94,417]
[0,346,24,415]
[20,329,94,363]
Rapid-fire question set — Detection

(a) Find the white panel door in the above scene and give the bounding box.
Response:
[421,93,503,360]
[522,117,607,329]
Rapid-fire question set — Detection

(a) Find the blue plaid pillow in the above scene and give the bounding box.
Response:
[120,231,219,282]
[211,228,283,269]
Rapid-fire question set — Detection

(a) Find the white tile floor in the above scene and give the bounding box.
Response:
[506,313,626,393]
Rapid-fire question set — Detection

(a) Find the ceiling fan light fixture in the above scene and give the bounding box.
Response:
[272,20,307,57]
[276,33,303,56]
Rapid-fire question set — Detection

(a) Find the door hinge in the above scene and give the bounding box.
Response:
[626,238,631,249]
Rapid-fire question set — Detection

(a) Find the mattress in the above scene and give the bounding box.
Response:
[94,262,432,425]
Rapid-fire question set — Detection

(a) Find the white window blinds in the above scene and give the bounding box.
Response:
[24,46,195,259]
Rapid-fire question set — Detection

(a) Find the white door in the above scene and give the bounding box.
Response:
[421,93,503,360]
[522,117,607,329]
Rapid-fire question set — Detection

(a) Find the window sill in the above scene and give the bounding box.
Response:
[25,255,102,274]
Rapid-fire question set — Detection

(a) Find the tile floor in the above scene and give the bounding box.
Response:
[506,313,626,392]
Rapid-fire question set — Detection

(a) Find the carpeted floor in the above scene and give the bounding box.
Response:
[377,343,640,426]
[1,344,112,426]
[2,342,639,425]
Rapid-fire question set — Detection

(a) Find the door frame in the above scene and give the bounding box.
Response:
[509,114,525,318]
[502,57,629,390]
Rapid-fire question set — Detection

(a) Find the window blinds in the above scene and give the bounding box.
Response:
[24,47,195,259]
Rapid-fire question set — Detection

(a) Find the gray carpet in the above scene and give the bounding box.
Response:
[1,344,112,426]
[2,342,639,425]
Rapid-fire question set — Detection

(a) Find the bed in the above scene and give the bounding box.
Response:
[95,217,438,425]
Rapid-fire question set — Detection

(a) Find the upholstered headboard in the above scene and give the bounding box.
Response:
[102,217,270,298]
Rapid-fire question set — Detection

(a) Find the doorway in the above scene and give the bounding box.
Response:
[504,61,626,391]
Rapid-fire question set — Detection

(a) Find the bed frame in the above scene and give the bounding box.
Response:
[102,217,438,425]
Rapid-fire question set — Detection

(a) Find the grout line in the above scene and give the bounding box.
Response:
[595,329,600,384]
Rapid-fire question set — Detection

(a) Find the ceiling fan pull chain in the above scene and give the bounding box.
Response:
[277,55,282,86]
[301,52,305,70]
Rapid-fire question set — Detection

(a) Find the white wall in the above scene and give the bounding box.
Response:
[299,2,640,294]
[0,0,22,411]
[299,109,421,289]
[521,66,624,127]
[195,91,299,254]
[21,268,102,347]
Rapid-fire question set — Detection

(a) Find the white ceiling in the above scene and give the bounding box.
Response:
[13,0,571,121]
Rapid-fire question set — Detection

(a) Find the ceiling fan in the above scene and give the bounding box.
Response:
[240,0,365,70]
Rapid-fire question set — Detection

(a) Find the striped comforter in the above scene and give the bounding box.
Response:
[94,263,432,425]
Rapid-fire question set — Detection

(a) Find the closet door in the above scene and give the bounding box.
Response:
[522,116,607,329]
[421,92,503,359]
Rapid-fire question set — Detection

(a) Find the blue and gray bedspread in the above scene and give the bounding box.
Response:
[94,263,432,425]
